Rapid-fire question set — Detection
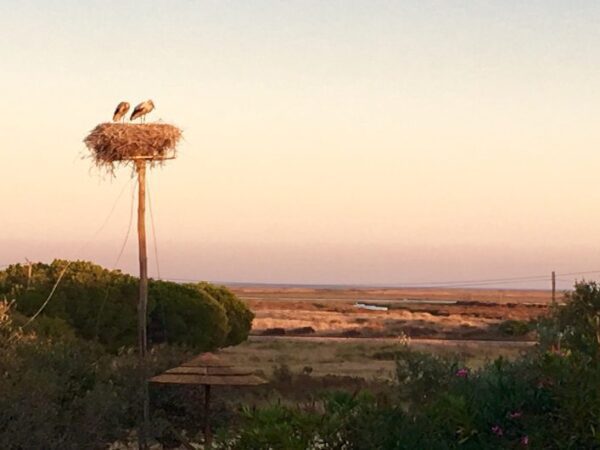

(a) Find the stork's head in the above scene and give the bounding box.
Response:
[148,99,155,108]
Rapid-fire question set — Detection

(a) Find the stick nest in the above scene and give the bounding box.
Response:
[84,123,182,170]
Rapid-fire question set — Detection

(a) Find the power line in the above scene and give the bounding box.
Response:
[94,181,137,338]
[20,262,70,329]
[20,177,135,330]
[157,268,600,290]
[556,269,600,277]
[112,181,136,269]
[386,269,600,289]
[147,178,161,280]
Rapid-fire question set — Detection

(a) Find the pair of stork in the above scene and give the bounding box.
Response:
[113,99,155,123]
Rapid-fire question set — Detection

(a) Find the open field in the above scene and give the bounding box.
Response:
[230,285,555,304]
[220,336,534,381]
[228,285,552,341]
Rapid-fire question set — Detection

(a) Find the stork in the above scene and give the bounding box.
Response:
[112,101,130,123]
[130,100,155,123]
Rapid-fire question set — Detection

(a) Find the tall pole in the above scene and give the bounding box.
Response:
[204,384,212,446]
[136,160,150,450]
[25,258,32,290]
[551,271,556,305]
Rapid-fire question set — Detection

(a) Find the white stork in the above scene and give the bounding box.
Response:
[112,101,130,122]
[130,100,155,123]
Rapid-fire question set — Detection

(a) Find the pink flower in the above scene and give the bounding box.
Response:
[455,368,469,378]
[520,435,529,446]
[508,411,523,419]
[491,425,503,437]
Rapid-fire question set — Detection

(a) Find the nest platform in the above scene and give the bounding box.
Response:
[84,122,182,170]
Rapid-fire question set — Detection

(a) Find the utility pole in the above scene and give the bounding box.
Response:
[25,258,33,290]
[84,118,181,450]
[136,160,150,450]
[551,271,556,305]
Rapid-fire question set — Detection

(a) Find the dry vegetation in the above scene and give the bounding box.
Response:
[220,336,531,381]
[232,286,553,304]
[83,122,182,171]
[229,286,550,341]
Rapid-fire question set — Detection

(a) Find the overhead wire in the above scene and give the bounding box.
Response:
[94,180,137,338]
[147,177,161,280]
[156,268,600,290]
[20,177,135,330]
[147,176,169,341]
[5,166,600,325]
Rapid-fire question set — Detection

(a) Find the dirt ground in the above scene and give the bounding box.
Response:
[228,285,551,341]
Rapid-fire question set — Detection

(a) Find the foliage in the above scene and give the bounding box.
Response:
[0,260,139,349]
[212,281,600,449]
[394,346,461,407]
[217,392,372,450]
[190,282,254,346]
[0,304,189,450]
[539,281,600,358]
[4,274,600,449]
[498,319,532,337]
[149,280,229,350]
[0,260,252,351]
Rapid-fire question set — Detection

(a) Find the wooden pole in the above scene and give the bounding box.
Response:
[204,384,212,446]
[136,160,150,450]
[25,258,32,290]
[551,271,556,305]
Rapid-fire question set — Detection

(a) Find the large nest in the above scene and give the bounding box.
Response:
[84,123,182,170]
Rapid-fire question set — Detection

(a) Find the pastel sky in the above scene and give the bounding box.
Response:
[2,1,600,288]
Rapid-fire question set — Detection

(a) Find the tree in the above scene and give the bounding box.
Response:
[149,281,229,350]
[0,261,247,351]
[540,281,600,359]
[190,282,254,346]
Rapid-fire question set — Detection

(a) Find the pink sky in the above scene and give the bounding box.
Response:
[2,1,600,289]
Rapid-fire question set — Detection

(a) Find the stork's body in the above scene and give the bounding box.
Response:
[112,101,130,122]
[130,100,155,123]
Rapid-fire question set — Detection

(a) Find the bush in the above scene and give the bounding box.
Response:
[395,347,462,406]
[212,281,600,449]
[1,260,139,349]
[498,319,532,337]
[217,392,372,449]
[539,281,600,358]
[149,280,229,350]
[0,302,191,449]
[189,282,254,346]
[0,260,250,351]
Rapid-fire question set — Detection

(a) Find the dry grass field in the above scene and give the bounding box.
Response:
[216,286,547,381]
[231,285,553,304]
[220,336,533,381]
[228,285,551,341]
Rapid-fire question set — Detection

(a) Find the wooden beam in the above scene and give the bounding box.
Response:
[136,160,150,450]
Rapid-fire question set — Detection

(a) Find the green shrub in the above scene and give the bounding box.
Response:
[1,260,139,349]
[539,281,600,358]
[395,347,462,406]
[0,304,189,450]
[0,260,248,351]
[212,282,600,449]
[189,282,254,346]
[149,280,229,350]
[498,319,531,337]
[28,315,78,341]
[217,392,373,450]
